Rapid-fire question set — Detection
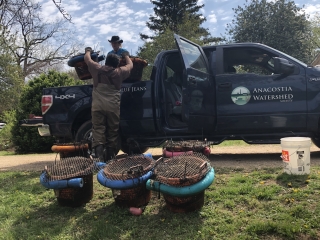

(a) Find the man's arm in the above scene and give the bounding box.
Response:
[117,52,133,81]
[121,51,133,69]
[84,47,95,65]
[123,55,133,70]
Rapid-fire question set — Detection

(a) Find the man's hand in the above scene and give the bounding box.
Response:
[85,47,93,53]
[121,51,130,58]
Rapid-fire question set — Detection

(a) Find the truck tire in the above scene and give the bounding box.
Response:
[75,120,93,147]
[75,120,121,154]
[312,137,320,148]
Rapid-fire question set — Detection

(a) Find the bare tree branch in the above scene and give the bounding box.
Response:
[52,0,72,23]
[0,0,81,80]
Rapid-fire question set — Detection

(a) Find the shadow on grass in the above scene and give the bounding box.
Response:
[3,172,204,239]
[8,193,204,240]
[276,172,309,188]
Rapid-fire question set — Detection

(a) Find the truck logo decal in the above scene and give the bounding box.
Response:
[231,87,251,105]
[252,87,292,93]
[252,86,293,102]
[55,94,76,99]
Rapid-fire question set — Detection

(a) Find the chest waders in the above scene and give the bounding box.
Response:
[92,69,120,162]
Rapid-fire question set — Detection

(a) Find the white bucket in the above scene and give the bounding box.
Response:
[280,137,311,175]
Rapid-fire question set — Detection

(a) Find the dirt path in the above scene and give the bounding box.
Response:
[1,144,320,172]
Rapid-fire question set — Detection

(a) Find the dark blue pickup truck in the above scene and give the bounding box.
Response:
[20,34,320,153]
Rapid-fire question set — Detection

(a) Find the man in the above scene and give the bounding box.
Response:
[84,47,133,162]
[107,36,128,57]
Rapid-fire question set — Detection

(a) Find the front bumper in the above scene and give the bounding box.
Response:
[19,117,51,137]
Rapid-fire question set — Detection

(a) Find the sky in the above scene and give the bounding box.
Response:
[39,0,320,56]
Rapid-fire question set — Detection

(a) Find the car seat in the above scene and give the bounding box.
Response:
[164,72,183,115]
[227,66,236,73]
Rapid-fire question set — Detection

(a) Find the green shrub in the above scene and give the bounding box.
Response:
[11,70,83,154]
[0,110,16,150]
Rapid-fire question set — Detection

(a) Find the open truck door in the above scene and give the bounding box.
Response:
[174,34,216,132]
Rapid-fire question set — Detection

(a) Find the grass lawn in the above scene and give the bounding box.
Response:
[1,166,320,240]
[0,151,16,156]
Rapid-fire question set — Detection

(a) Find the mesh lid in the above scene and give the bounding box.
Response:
[103,154,154,180]
[44,157,97,181]
[154,153,211,186]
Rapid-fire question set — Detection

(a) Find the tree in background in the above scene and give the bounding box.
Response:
[11,70,82,153]
[226,0,316,64]
[310,13,320,49]
[140,0,218,44]
[0,51,24,116]
[0,110,15,150]
[0,0,80,80]
[138,15,222,80]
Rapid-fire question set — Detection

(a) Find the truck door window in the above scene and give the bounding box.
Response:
[179,38,208,74]
[223,47,278,76]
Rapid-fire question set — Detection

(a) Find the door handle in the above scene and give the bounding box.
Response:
[218,82,232,88]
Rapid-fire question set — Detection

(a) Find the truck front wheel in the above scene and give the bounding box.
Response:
[75,120,93,151]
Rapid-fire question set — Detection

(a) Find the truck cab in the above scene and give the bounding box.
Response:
[153,34,320,147]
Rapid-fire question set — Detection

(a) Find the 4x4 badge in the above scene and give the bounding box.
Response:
[231,87,251,105]
[55,94,76,100]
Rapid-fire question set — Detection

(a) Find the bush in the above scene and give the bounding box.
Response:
[11,70,83,154]
[0,110,16,150]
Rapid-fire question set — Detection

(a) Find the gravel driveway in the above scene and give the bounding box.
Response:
[1,144,320,172]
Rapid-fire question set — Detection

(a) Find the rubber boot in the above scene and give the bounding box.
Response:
[95,145,105,162]
[105,147,116,162]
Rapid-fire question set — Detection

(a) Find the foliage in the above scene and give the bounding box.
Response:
[1,167,320,239]
[226,0,316,64]
[0,110,15,150]
[138,15,222,80]
[310,12,320,63]
[144,0,205,33]
[0,51,24,115]
[11,70,83,153]
[0,150,15,156]
[141,0,220,44]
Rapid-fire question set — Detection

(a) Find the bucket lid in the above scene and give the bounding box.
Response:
[280,137,311,142]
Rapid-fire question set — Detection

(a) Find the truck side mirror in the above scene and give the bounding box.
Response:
[273,57,295,75]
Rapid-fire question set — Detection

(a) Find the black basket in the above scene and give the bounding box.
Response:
[54,173,93,207]
[163,191,205,213]
[119,57,148,82]
[74,61,92,80]
[112,185,151,208]
[68,53,104,80]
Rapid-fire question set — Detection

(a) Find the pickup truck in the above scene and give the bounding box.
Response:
[20,34,320,153]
